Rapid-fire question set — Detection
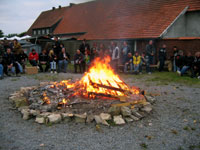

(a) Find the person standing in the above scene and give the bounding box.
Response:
[13,39,22,55]
[53,36,61,58]
[158,44,167,72]
[122,41,130,65]
[173,46,179,72]
[111,42,120,72]
[74,50,84,73]
[58,47,70,73]
[146,40,156,74]
[79,39,90,55]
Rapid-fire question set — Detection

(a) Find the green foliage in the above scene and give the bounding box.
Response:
[0,30,4,38]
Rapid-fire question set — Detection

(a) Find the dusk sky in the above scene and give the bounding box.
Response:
[0,0,92,35]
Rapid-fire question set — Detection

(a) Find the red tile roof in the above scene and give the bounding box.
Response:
[27,0,200,40]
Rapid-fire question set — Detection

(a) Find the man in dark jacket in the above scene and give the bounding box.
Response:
[38,49,49,72]
[79,39,90,55]
[53,36,61,58]
[146,40,156,74]
[74,49,84,73]
[158,44,167,72]
[3,48,20,76]
[58,47,70,73]
[175,50,185,74]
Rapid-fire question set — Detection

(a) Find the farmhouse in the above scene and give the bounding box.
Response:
[27,0,200,56]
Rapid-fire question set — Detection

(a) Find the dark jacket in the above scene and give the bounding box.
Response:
[146,44,155,56]
[58,52,70,61]
[74,53,83,64]
[16,53,28,63]
[159,48,166,60]
[175,55,185,68]
[3,53,15,65]
[184,56,194,67]
[39,53,49,62]
[53,41,61,57]
[192,56,200,68]
[79,43,90,55]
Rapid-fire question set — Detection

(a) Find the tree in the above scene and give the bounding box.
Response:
[0,30,4,38]
[18,31,27,37]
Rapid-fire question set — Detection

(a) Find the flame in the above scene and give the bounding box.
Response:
[53,56,140,99]
[42,92,51,104]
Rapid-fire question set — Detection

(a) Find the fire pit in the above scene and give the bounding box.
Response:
[9,57,155,125]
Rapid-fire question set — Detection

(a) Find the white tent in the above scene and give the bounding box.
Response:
[0,37,6,40]
[20,35,31,40]
[7,36,21,40]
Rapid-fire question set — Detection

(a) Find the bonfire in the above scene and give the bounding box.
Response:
[44,56,142,107]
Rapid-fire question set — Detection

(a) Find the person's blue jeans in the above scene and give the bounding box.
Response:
[50,61,57,70]
[58,60,68,72]
[0,64,3,77]
[181,66,190,75]
[11,62,23,73]
[173,60,177,72]
[134,64,140,72]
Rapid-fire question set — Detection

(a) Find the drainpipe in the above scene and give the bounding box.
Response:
[134,40,137,52]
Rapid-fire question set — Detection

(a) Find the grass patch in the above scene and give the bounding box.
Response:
[120,71,200,86]
[140,143,148,149]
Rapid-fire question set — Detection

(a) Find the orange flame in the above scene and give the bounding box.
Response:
[53,56,140,99]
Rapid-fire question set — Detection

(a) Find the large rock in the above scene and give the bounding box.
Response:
[113,115,125,125]
[30,109,40,116]
[74,113,87,123]
[132,111,144,119]
[121,106,132,117]
[21,109,31,120]
[100,113,111,121]
[62,113,73,122]
[108,106,121,116]
[145,96,156,104]
[47,114,62,123]
[39,112,52,117]
[10,96,28,108]
[124,117,134,123]
[94,115,109,126]
[130,115,140,121]
[141,105,153,114]
[86,115,94,123]
[35,117,45,124]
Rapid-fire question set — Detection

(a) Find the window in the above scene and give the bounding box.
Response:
[38,30,41,35]
[33,30,37,35]
[46,29,49,34]
[42,29,45,35]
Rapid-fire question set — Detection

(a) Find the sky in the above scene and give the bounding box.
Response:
[0,0,92,35]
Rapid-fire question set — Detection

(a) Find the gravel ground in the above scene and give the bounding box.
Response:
[0,73,200,150]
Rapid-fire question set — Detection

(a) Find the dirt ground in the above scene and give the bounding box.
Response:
[0,73,199,150]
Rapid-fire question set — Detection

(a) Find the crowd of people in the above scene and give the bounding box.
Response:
[0,37,200,80]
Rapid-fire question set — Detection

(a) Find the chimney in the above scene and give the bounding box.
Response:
[52,7,55,10]
[69,3,75,7]
[59,5,61,9]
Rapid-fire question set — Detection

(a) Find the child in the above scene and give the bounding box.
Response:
[49,49,57,73]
